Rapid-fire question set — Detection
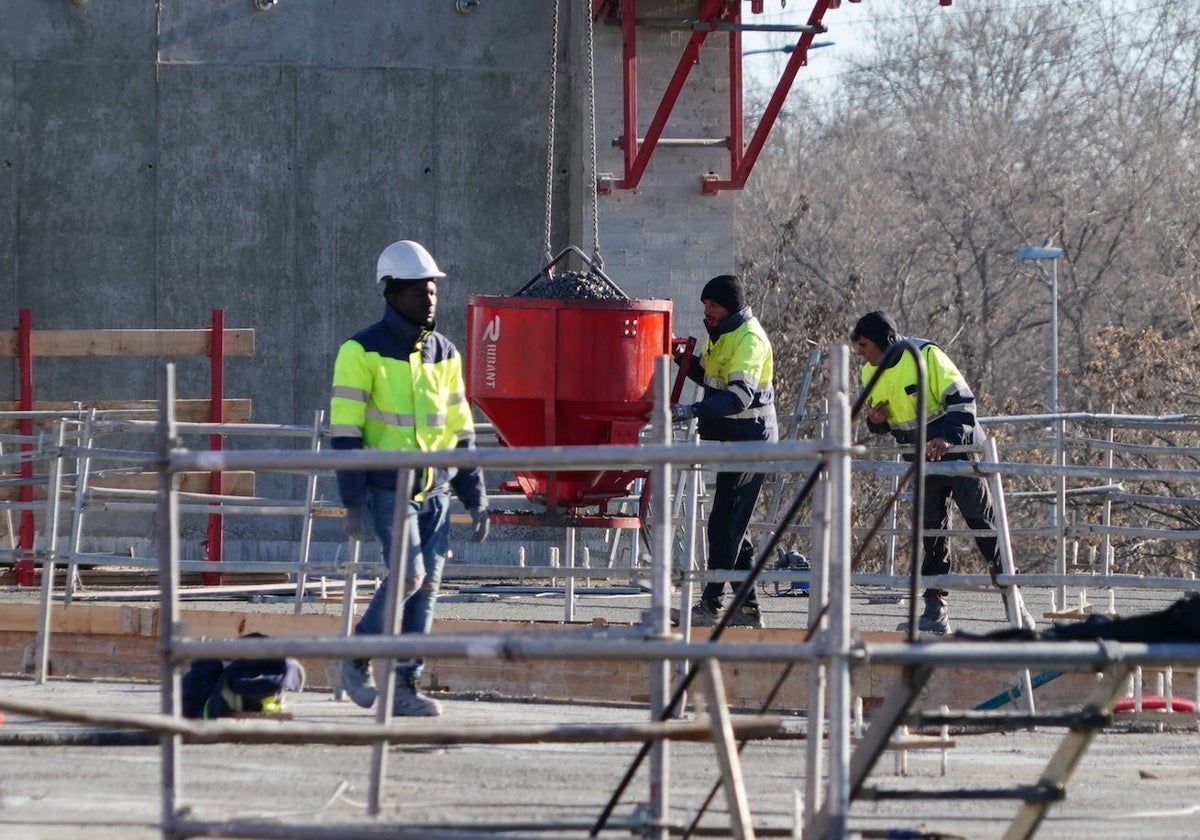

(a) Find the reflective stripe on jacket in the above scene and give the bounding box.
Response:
[686,307,777,443]
[329,305,484,508]
[860,339,981,456]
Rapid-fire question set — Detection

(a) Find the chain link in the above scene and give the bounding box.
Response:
[585,0,602,270]
[541,0,562,265]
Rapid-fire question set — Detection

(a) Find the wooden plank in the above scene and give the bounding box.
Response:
[0,608,1190,713]
[0,399,252,423]
[0,471,256,502]
[92,471,256,496]
[0,328,254,357]
[0,603,342,637]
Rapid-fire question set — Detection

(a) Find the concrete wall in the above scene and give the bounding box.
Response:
[1,1,735,561]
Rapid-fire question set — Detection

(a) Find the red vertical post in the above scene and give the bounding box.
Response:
[620,0,638,178]
[727,5,744,176]
[204,309,225,586]
[14,309,36,586]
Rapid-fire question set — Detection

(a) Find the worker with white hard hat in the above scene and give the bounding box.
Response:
[329,240,489,717]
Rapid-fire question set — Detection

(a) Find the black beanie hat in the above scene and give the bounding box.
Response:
[851,310,899,350]
[700,274,745,313]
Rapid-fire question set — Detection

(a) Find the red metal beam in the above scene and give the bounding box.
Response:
[203,309,225,586]
[598,0,839,195]
[591,0,617,21]
[600,0,728,193]
[597,0,952,193]
[15,309,35,586]
[703,0,835,194]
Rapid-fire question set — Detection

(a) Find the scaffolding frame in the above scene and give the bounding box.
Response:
[152,355,842,839]
[6,349,1200,837]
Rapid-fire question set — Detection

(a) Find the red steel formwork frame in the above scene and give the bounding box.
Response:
[204,309,226,587]
[10,309,235,587]
[591,0,950,194]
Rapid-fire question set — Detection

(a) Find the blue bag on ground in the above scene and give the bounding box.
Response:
[181,632,305,719]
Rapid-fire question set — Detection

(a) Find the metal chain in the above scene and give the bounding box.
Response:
[585,0,603,270]
[541,0,562,266]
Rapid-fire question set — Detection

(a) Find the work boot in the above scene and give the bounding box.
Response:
[392,676,442,717]
[726,603,765,629]
[689,599,724,627]
[897,593,952,635]
[335,659,377,708]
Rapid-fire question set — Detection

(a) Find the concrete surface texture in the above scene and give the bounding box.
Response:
[3,586,1200,839]
[2,0,736,554]
[2,671,1200,840]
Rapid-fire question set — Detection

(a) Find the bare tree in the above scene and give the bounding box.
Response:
[740,1,1199,416]
[737,1,1200,571]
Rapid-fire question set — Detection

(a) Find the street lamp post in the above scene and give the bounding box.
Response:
[1016,244,1064,415]
[1017,243,1066,607]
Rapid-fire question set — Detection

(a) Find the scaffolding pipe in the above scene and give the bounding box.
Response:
[30,360,1197,840]
[648,356,673,838]
[823,345,854,837]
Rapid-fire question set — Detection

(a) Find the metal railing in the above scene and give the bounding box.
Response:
[7,350,1200,839]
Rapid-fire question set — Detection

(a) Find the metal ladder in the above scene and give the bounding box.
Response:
[810,660,1133,840]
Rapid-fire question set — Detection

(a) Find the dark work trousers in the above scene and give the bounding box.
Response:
[701,469,765,607]
[921,471,1000,600]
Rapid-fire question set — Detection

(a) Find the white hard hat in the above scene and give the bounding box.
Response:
[376,240,446,283]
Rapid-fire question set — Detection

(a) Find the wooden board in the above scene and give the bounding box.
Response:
[0,399,252,424]
[0,471,256,501]
[0,328,255,357]
[0,606,1181,713]
[92,471,256,496]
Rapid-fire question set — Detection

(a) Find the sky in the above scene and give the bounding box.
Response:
[738,0,1143,103]
[740,0,909,99]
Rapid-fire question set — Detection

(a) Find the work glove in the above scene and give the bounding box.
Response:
[344,503,374,543]
[670,403,695,423]
[469,506,490,543]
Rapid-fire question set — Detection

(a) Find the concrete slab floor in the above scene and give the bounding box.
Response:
[2,584,1199,838]
[1,673,1199,840]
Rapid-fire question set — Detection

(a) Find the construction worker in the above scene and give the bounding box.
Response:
[330,239,489,716]
[670,274,777,628]
[851,310,1021,635]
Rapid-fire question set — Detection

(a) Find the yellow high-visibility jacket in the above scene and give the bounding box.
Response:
[681,307,777,443]
[330,305,485,508]
[860,339,981,458]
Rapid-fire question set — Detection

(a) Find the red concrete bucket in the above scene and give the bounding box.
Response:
[466,294,672,511]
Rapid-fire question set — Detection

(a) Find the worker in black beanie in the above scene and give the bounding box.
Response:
[851,311,1035,636]
[700,274,745,315]
[670,274,777,629]
[851,310,899,354]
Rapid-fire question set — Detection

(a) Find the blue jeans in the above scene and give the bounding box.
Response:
[354,488,449,682]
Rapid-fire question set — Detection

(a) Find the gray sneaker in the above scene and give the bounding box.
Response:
[335,659,377,708]
[726,604,765,628]
[393,677,442,717]
[690,600,724,627]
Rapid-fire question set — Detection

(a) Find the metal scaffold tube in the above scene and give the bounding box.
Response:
[822,345,854,837]
[647,355,673,839]
[11,355,1200,840]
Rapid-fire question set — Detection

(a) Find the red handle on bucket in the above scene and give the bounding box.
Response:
[670,337,696,404]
